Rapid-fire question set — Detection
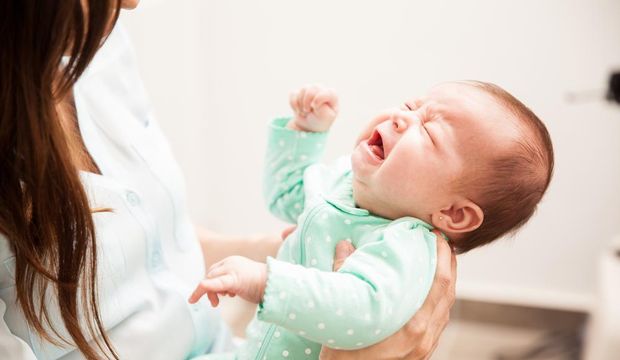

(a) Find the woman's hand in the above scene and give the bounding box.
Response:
[322,230,457,360]
[196,226,283,270]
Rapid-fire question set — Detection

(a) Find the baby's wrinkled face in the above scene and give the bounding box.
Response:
[351,82,520,221]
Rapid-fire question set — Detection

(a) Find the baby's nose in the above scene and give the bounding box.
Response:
[392,117,407,132]
[390,110,412,133]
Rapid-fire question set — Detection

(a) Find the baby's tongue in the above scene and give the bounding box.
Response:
[371,144,384,159]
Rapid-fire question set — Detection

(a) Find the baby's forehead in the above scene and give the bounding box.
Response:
[413,82,486,107]
[404,83,472,109]
[426,83,523,148]
[410,83,514,124]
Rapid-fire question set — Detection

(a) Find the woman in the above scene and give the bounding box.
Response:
[0,1,456,359]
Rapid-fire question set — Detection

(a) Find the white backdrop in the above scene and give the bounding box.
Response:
[122,0,620,311]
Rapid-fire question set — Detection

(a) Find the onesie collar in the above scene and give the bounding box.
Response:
[323,196,370,216]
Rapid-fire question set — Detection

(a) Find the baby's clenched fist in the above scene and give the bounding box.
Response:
[289,84,339,132]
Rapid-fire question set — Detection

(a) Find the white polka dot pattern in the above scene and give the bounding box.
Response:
[256,118,438,359]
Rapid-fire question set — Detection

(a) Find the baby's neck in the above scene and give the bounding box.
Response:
[352,180,430,223]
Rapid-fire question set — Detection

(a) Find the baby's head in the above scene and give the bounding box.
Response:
[351,81,554,253]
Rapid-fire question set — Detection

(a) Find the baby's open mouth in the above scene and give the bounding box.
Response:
[368,130,385,160]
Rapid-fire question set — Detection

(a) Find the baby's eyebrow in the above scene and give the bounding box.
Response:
[403,100,420,110]
[403,98,426,111]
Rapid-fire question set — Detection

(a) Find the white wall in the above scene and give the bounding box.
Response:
[123,0,620,311]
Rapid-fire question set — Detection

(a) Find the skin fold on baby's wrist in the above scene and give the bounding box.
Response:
[287,118,311,132]
[256,263,268,303]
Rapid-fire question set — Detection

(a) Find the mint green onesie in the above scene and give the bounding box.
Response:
[200,117,439,360]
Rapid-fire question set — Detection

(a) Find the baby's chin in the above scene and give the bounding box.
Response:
[351,178,403,220]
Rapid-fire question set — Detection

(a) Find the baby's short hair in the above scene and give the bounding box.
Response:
[455,81,554,253]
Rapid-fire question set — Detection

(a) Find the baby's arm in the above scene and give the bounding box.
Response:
[189,219,440,350]
[264,85,338,223]
[257,220,438,349]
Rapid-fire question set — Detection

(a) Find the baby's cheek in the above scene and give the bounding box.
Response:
[381,164,416,199]
[392,159,436,198]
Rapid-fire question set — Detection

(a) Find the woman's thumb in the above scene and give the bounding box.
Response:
[332,240,356,271]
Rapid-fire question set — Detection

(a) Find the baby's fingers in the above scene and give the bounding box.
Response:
[302,86,320,113]
[207,263,230,279]
[311,89,338,113]
[207,291,220,307]
[188,274,237,304]
[206,291,236,307]
[296,87,307,115]
[289,91,301,114]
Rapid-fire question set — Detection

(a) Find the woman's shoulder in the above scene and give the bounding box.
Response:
[79,22,134,79]
[74,21,156,141]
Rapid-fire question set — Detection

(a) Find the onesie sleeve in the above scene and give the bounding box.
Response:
[263,117,329,223]
[257,219,439,349]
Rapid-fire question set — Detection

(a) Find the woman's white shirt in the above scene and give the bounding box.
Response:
[0,24,229,359]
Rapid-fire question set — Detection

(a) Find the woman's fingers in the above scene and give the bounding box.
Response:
[421,313,450,360]
[401,231,456,359]
[419,339,440,360]
[317,241,358,359]
[281,225,297,240]
[332,240,356,271]
[417,231,455,312]
[320,232,457,360]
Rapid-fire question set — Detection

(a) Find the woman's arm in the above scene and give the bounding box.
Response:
[196,226,282,270]
[192,224,445,351]
[196,226,456,359]
[252,222,438,349]
[321,232,457,360]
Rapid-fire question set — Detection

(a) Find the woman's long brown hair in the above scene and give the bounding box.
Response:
[0,1,121,358]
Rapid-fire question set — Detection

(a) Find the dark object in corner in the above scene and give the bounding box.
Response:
[607,71,620,105]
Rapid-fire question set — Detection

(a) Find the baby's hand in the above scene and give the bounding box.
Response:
[188,255,267,307]
[289,84,339,132]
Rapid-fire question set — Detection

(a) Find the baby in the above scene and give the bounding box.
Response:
[189,81,554,359]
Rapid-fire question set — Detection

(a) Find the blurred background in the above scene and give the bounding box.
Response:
[121,1,620,359]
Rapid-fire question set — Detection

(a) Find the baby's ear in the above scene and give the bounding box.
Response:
[431,199,484,234]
